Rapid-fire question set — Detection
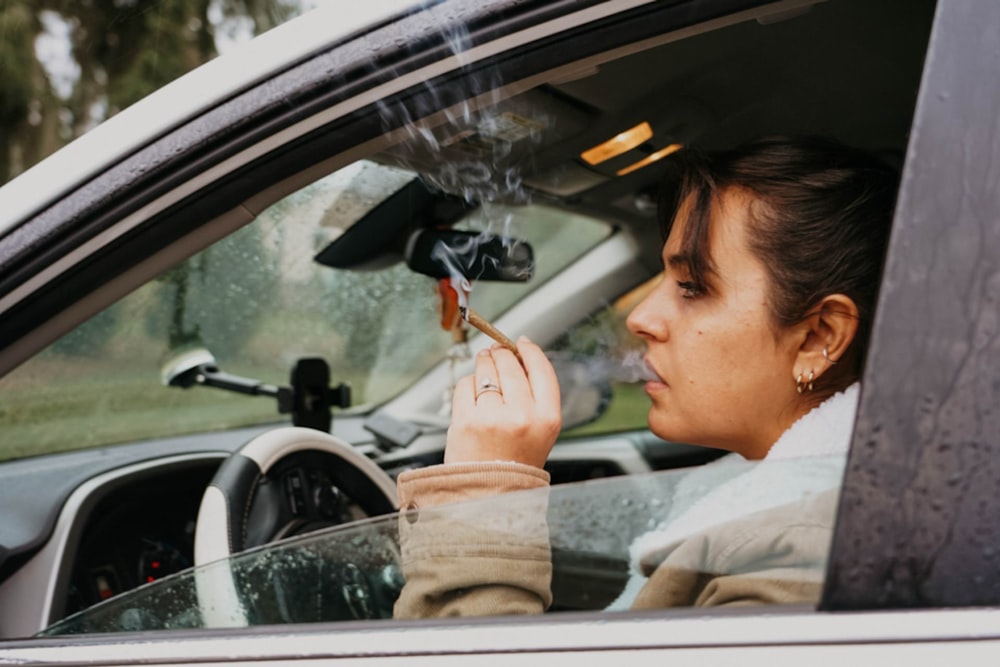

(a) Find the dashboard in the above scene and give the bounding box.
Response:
[59,448,398,623]
[0,419,710,638]
[63,462,217,617]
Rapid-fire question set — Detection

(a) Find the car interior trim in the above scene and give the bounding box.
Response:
[0,453,226,638]
[4,607,1000,664]
[546,438,652,475]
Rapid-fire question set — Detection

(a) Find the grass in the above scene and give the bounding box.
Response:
[562,383,650,437]
[0,363,278,460]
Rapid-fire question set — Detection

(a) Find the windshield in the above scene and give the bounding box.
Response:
[41,454,844,634]
[0,161,609,461]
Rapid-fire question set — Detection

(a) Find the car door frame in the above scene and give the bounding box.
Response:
[822,0,1000,611]
[2,0,1000,663]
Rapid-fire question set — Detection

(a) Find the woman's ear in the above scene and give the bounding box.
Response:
[792,294,860,385]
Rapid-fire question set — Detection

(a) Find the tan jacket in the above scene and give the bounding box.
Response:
[393,461,837,618]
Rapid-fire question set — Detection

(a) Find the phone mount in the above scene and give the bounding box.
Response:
[162,349,350,431]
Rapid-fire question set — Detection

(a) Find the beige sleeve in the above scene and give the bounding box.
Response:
[393,462,554,619]
[631,489,838,609]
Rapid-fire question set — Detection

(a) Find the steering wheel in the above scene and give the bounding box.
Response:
[193,427,398,626]
[195,427,398,565]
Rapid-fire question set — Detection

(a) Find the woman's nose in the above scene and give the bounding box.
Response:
[626,289,667,342]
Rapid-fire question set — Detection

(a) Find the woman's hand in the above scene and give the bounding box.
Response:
[444,337,562,469]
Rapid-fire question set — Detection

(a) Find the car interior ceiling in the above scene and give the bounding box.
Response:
[371,0,933,276]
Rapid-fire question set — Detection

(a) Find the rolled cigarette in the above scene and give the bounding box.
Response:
[462,307,523,361]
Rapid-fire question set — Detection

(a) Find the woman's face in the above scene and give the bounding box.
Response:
[626,188,805,459]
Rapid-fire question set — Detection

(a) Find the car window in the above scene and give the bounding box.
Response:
[0,162,609,462]
[555,277,659,438]
[41,454,844,634]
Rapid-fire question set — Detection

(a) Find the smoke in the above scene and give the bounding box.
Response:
[374,17,548,191]
[370,5,659,391]
[613,347,658,383]
[373,15,552,306]
[430,241,472,310]
[545,299,661,389]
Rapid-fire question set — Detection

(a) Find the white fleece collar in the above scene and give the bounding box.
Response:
[606,383,860,610]
[764,383,859,460]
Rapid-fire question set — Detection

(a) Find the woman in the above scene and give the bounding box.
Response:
[394,136,898,617]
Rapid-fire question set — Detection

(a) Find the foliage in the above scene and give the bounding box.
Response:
[0,0,303,183]
[143,221,279,357]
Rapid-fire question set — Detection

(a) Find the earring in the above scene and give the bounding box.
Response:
[823,347,838,365]
[796,370,815,394]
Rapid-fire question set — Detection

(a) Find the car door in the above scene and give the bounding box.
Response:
[1,0,999,664]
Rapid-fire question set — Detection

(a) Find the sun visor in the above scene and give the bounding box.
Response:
[314,179,473,271]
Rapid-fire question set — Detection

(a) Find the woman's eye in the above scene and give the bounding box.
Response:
[677,281,700,299]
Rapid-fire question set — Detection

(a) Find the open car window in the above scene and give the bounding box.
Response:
[42,454,845,634]
[0,162,609,461]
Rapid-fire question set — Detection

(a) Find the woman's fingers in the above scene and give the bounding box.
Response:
[518,338,562,418]
[490,346,531,402]
[445,337,562,468]
[473,348,504,405]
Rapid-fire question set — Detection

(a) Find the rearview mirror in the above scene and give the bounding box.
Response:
[405,229,534,282]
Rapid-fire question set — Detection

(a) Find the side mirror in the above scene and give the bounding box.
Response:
[405,229,534,282]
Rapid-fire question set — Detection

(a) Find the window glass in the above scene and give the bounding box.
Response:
[42,455,844,634]
[0,162,609,462]
[556,277,659,438]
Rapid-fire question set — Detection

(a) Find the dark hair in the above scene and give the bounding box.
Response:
[658,136,898,391]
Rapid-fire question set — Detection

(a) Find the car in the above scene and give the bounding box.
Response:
[1,0,999,663]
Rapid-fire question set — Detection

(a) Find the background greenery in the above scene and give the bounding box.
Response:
[0,0,305,183]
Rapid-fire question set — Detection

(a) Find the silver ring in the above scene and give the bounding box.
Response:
[475,381,502,399]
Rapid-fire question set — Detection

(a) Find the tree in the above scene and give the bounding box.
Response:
[0,0,303,183]
[0,2,55,180]
[5,0,301,356]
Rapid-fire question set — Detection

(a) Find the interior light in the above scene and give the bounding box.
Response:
[580,122,653,165]
[616,143,683,176]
